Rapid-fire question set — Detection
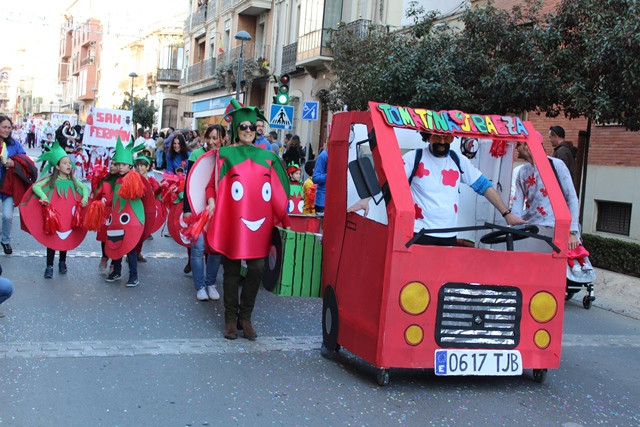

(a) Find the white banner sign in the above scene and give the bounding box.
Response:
[84,107,134,147]
[51,113,78,130]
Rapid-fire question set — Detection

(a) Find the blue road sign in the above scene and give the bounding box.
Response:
[269,104,294,130]
[302,100,319,121]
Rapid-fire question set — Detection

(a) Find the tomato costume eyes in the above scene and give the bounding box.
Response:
[120,213,131,224]
[262,182,272,202]
[231,181,244,201]
[106,214,112,226]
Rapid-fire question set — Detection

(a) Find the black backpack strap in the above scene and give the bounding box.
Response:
[408,148,423,185]
[449,150,463,175]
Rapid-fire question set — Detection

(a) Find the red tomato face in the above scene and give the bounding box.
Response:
[207,157,288,259]
[104,198,144,259]
[20,186,87,251]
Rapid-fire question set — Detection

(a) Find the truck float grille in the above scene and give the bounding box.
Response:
[435,283,522,349]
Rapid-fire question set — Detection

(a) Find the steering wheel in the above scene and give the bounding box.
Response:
[480,224,540,250]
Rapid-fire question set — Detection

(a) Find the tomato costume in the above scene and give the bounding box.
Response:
[20,141,90,252]
[205,144,290,259]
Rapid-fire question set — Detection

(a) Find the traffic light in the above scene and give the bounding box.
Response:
[275,74,290,105]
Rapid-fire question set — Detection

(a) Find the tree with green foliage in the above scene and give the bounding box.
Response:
[118,95,157,130]
[544,0,640,131]
[328,0,640,131]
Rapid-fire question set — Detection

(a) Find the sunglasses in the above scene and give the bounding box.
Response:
[431,134,454,144]
[238,124,257,132]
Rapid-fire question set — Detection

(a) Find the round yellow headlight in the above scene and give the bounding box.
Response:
[405,324,424,346]
[534,329,551,349]
[399,282,430,315]
[529,292,557,323]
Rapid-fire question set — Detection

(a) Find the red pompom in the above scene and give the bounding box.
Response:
[71,201,83,228]
[183,210,211,241]
[88,165,109,191]
[117,171,144,200]
[489,140,507,158]
[42,202,62,234]
[83,200,106,231]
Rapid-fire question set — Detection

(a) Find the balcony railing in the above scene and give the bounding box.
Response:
[207,1,217,21]
[297,29,332,62]
[281,42,298,74]
[80,56,95,67]
[181,57,217,85]
[192,6,206,28]
[216,43,270,68]
[157,68,182,82]
[335,19,372,39]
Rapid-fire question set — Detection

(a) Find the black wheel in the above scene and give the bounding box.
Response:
[533,369,547,383]
[321,286,339,356]
[480,224,540,245]
[583,295,592,309]
[376,368,390,386]
[262,227,283,292]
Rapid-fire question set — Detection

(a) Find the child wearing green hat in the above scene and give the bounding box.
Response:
[86,137,146,287]
[30,141,89,278]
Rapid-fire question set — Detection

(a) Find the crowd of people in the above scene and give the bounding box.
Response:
[0,105,326,340]
[2,105,583,337]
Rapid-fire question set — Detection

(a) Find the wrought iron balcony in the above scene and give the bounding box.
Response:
[181,57,217,86]
[157,68,182,83]
[335,19,372,39]
[281,42,298,74]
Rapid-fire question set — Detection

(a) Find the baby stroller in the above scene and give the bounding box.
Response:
[565,245,596,309]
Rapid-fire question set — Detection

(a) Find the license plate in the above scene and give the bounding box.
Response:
[434,349,522,376]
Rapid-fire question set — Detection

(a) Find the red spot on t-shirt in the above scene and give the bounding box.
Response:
[415,162,430,179]
[537,205,547,216]
[540,187,548,197]
[454,204,458,213]
[414,203,424,219]
[524,173,536,188]
[441,169,459,187]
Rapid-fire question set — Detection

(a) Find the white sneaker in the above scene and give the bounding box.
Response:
[571,264,582,274]
[207,285,220,301]
[196,288,209,301]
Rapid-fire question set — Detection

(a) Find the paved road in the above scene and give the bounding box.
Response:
[0,157,638,425]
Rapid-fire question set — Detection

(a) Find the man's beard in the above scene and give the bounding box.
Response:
[431,143,450,157]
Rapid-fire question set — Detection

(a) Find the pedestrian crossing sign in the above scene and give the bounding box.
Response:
[269,104,294,130]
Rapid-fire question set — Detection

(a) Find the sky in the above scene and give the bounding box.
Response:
[402,0,469,25]
[1,0,468,101]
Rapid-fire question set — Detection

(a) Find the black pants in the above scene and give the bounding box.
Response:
[47,248,67,266]
[222,257,264,324]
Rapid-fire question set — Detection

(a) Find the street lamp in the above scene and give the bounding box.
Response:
[234,30,252,101]
[92,87,98,107]
[128,72,137,110]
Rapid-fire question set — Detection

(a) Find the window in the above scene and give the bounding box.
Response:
[596,200,632,236]
[160,46,184,69]
[162,99,179,129]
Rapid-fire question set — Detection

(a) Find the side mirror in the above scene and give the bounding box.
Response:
[348,156,381,199]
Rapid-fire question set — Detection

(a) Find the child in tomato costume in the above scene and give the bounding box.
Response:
[205,100,290,341]
[134,156,160,262]
[286,162,304,215]
[87,137,145,287]
[21,141,89,278]
[91,162,118,273]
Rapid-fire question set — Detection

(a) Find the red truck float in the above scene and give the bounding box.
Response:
[316,102,569,385]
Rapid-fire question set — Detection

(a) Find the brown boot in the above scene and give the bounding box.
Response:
[224,323,237,340]
[238,319,257,341]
